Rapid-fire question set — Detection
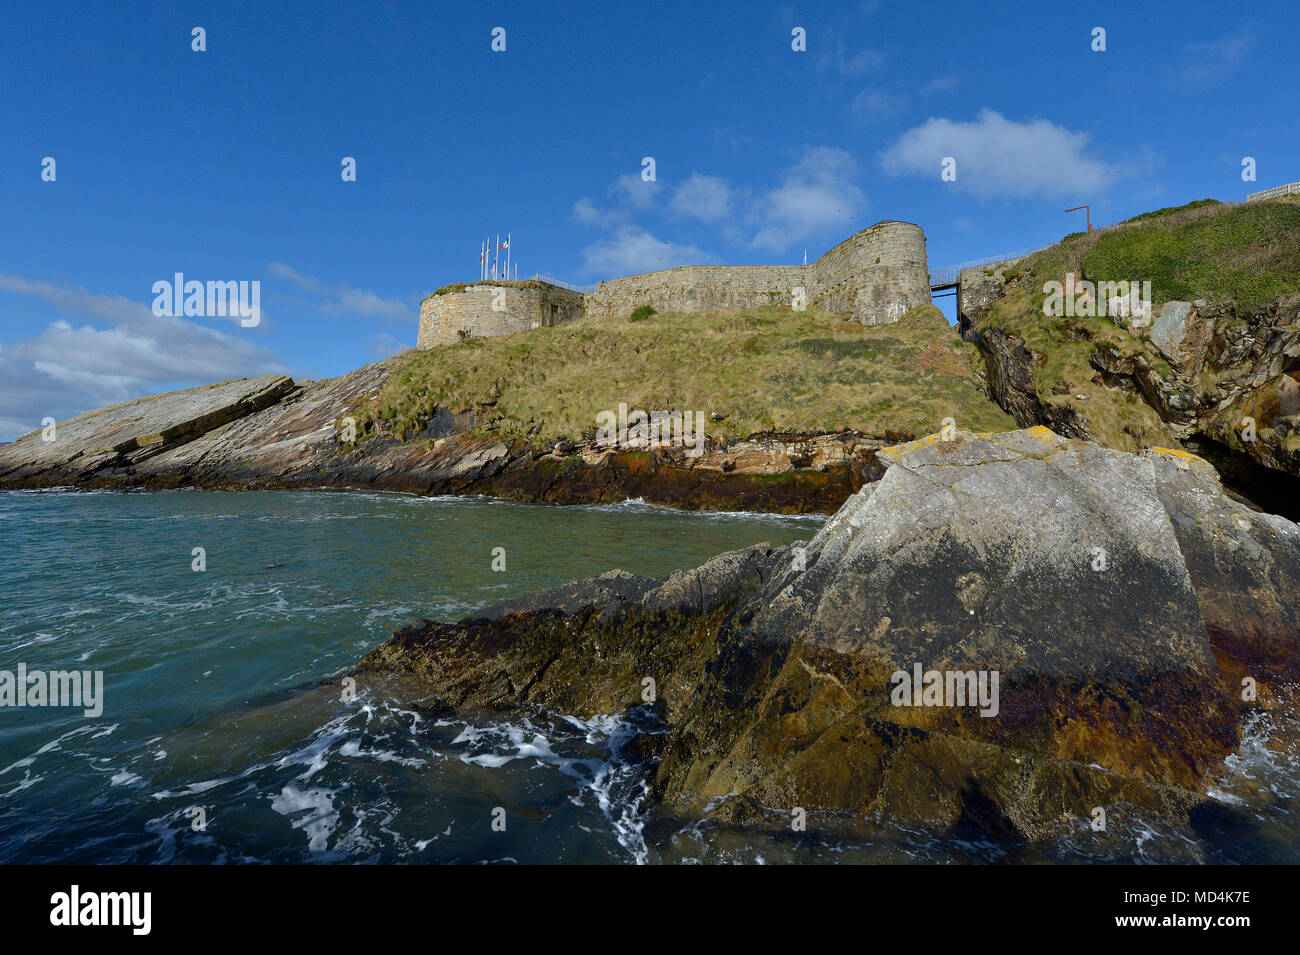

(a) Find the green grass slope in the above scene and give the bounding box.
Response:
[1025,196,1300,312]
[362,303,1015,445]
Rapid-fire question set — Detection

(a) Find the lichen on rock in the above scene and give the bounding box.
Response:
[355,427,1300,842]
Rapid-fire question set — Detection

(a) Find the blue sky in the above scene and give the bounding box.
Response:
[2,0,1296,440]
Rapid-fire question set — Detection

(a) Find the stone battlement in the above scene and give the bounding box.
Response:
[417,219,928,349]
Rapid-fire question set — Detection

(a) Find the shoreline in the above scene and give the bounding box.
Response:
[0,481,837,521]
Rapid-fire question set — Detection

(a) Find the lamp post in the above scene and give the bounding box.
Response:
[1065,205,1092,233]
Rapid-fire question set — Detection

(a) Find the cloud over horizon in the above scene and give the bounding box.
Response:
[879,110,1118,199]
[579,227,712,276]
[571,146,868,274]
[267,263,411,320]
[0,272,287,442]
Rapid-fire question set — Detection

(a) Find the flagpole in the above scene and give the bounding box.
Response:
[506,233,511,282]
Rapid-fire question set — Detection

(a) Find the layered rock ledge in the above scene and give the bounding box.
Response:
[355,427,1300,840]
[0,359,885,512]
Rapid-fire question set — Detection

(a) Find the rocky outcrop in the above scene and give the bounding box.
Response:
[1150,301,1215,377]
[1201,301,1300,479]
[0,360,888,513]
[0,375,295,485]
[963,324,1092,439]
[964,284,1300,500]
[355,427,1300,840]
[955,260,1023,329]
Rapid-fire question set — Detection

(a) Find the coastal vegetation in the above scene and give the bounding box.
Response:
[360,303,1015,445]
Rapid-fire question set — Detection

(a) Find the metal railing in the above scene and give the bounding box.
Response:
[930,245,1050,288]
[1248,181,1300,202]
[528,273,597,293]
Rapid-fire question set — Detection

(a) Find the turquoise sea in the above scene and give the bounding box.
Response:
[1,489,1295,863]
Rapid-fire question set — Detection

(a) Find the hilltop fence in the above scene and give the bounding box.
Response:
[1248,182,1300,202]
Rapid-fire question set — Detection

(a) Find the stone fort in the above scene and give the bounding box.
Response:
[417,219,929,349]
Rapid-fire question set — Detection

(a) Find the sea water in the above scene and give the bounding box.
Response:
[0,489,1294,864]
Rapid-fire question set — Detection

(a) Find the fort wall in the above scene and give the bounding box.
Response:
[584,265,807,320]
[806,220,930,326]
[417,281,586,349]
[416,220,930,349]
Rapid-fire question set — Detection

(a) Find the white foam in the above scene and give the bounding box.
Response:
[270,784,340,853]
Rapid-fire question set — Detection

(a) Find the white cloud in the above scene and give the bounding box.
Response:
[609,173,662,210]
[324,289,410,319]
[814,32,888,83]
[880,110,1117,199]
[0,272,268,330]
[850,87,907,123]
[919,74,958,96]
[267,262,323,292]
[267,263,411,319]
[669,173,734,223]
[572,197,611,227]
[1170,25,1256,91]
[366,331,410,357]
[0,274,287,442]
[573,147,871,272]
[580,228,711,276]
[572,174,664,229]
[747,146,867,252]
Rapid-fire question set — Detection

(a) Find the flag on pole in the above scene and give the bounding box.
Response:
[499,238,509,250]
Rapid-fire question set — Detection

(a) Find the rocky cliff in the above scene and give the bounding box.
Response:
[0,357,894,512]
[959,198,1300,517]
[354,427,1300,841]
[0,303,1011,512]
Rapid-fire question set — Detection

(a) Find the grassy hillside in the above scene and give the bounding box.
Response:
[1022,195,1300,312]
[361,303,1015,445]
[974,196,1300,452]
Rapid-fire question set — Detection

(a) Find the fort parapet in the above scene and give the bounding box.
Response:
[417,219,928,349]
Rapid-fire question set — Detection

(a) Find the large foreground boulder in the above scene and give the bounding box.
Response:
[356,427,1300,839]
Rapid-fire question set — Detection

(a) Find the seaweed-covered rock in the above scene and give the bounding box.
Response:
[357,427,1300,839]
